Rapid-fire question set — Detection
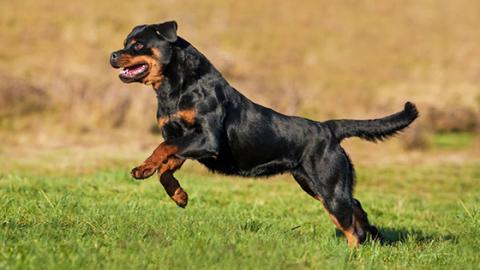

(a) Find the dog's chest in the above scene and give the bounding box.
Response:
[157,108,197,137]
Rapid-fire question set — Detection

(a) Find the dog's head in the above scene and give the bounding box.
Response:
[110,21,178,87]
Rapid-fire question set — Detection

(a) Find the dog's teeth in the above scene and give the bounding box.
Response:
[119,64,147,77]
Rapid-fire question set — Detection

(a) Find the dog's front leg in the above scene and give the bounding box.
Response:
[158,157,188,208]
[131,132,218,179]
[131,143,189,207]
[130,142,179,179]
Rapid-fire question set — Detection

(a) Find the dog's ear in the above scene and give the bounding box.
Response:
[153,21,178,43]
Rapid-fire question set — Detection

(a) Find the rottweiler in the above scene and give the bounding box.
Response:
[110,21,418,247]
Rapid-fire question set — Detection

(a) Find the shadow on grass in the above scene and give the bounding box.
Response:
[335,227,457,245]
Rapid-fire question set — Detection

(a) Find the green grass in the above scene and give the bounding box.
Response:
[431,132,476,150]
[1,163,479,269]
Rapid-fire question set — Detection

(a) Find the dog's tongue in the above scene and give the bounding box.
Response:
[120,64,147,77]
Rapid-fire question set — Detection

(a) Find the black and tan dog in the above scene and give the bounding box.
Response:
[110,21,418,247]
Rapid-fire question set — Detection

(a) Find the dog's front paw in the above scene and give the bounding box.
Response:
[171,188,188,208]
[131,163,158,179]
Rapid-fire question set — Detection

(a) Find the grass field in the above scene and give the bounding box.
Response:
[1,155,479,269]
[1,0,480,269]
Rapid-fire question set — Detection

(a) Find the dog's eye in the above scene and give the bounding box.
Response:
[133,43,144,51]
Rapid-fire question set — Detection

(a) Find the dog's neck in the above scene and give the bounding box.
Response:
[154,38,198,94]
[154,37,223,113]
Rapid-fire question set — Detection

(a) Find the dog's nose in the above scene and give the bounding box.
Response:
[110,52,120,68]
[111,52,118,60]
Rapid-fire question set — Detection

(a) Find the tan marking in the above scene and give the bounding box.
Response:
[158,157,185,175]
[314,195,324,203]
[116,50,165,89]
[142,48,164,89]
[132,142,180,179]
[158,116,169,128]
[171,187,188,207]
[327,214,359,248]
[158,157,187,207]
[151,47,161,58]
[147,143,178,164]
[157,109,197,128]
[176,109,196,125]
[135,143,178,171]
[315,195,359,248]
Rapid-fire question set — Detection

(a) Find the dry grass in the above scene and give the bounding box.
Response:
[1,0,479,154]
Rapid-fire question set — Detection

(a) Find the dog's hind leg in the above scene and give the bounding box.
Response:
[293,146,369,247]
[318,189,360,247]
[293,169,360,247]
[352,198,383,241]
[158,157,188,208]
[292,151,382,247]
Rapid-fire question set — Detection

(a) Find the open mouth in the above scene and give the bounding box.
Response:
[118,63,149,82]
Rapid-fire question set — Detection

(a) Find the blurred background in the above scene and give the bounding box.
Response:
[1,0,479,172]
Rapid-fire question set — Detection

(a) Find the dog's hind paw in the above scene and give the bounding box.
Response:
[369,225,385,243]
[131,163,158,179]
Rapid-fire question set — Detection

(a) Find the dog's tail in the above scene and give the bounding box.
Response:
[324,102,419,142]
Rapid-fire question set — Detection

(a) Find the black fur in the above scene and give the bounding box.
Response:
[110,21,419,246]
[325,102,419,142]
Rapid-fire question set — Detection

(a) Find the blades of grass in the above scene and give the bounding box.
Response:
[458,200,474,220]
[39,189,56,209]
